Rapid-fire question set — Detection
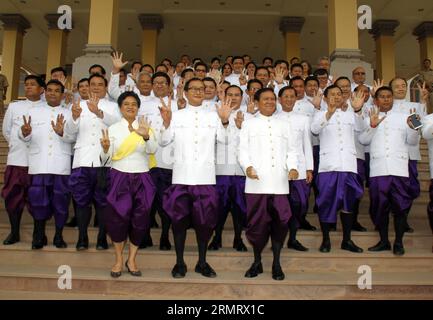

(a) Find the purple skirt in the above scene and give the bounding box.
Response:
[1,165,31,215]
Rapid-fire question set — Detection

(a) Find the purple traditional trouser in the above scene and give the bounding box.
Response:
[364,153,370,188]
[149,167,173,220]
[408,160,421,200]
[245,194,292,252]
[1,166,31,216]
[68,167,109,208]
[316,172,364,223]
[312,146,320,213]
[354,159,366,216]
[28,174,70,228]
[163,184,219,243]
[369,176,413,228]
[105,169,156,246]
[216,175,247,222]
[428,180,433,233]
[288,180,310,227]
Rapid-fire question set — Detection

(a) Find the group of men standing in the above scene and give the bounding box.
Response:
[1,52,432,281]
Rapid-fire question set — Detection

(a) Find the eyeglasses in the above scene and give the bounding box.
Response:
[196,69,207,72]
[188,87,205,93]
[354,72,366,76]
[154,81,168,86]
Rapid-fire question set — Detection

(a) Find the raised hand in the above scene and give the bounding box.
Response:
[216,97,233,124]
[288,169,299,181]
[176,78,185,100]
[135,116,152,139]
[407,108,421,130]
[57,74,67,87]
[87,93,102,118]
[21,115,32,137]
[417,82,430,105]
[159,97,172,128]
[217,81,226,102]
[247,68,255,81]
[310,90,323,110]
[111,51,128,74]
[371,79,384,98]
[246,97,257,114]
[350,90,366,112]
[369,106,386,128]
[234,110,244,129]
[71,77,78,94]
[274,66,285,85]
[239,71,247,86]
[100,129,110,153]
[246,166,259,180]
[71,98,82,121]
[51,113,66,137]
[326,96,338,120]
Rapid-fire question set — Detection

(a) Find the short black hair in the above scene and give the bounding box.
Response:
[375,86,393,99]
[389,77,407,87]
[262,57,273,64]
[290,63,303,72]
[194,62,209,72]
[181,68,194,78]
[50,67,67,77]
[89,64,106,76]
[290,57,300,64]
[354,84,370,92]
[289,76,304,86]
[117,91,141,109]
[131,61,142,70]
[89,73,108,87]
[152,71,171,86]
[245,62,257,70]
[254,87,275,101]
[313,68,329,77]
[274,59,289,69]
[140,64,154,73]
[247,79,263,91]
[24,75,46,88]
[225,85,243,96]
[162,58,173,66]
[424,58,431,63]
[77,78,89,88]
[254,66,270,77]
[46,79,65,93]
[203,77,217,87]
[335,76,351,85]
[155,64,168,72]
[278,86,297,98]
[211,57,221,64]
[232,56,244,64]
[304,76,319,87]
[222,63,233,71]
[324,85,342,98]
[184,77,203,91]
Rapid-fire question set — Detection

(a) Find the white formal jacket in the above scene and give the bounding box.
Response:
[238,113,298,194]
[2,99,44,167]
[311,108,365,174]
[159,104,230,185]
[422,114,433,179]
[100,118,157,173]
[65,98,121,168]
[19,104,75,175]
[275,111,313,180]
[359,110,419,178]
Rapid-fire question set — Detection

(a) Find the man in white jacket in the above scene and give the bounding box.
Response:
[239,87,299,281]
[359,86,421,256]
[422,113,433,253]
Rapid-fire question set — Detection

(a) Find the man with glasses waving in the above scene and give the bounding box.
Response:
[159,78,234,279]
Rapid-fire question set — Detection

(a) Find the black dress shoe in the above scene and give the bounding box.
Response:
[208,237,222,251]
[233,239,248,252]
[53,236,67,249]
[329,224,337,232]
[244,262,263,278]
[352,222,367,232]
[96,237,109,250]
[32,241,44,250]
[287,240,309,252]
[171,263,187,278]
[125,261,142,277]
[393,243,405,256]
[76,237,89,251]
[272,265,285,281]
[159,237,172,251]
[3,233,20,245]
[195,262,217,278]
[368,241,391,252]
[341,240,363,253]
[110,270,122,278]
[65,217,77,228]
[405,226,414,233]
[319,239,331,253]
[300,220,317,231]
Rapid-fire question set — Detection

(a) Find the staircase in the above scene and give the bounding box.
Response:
[0,114,432,300]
